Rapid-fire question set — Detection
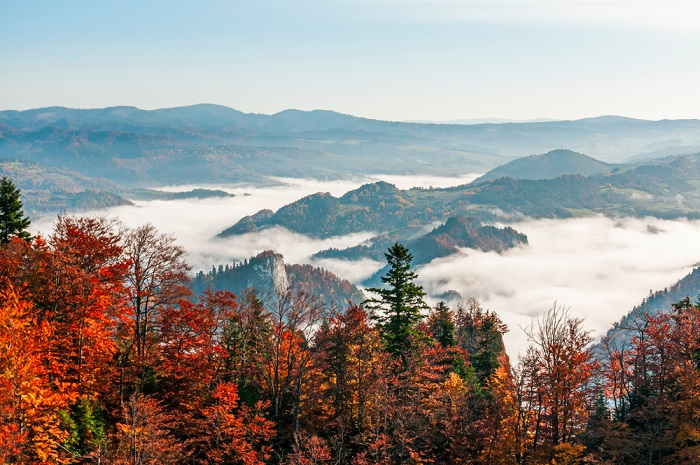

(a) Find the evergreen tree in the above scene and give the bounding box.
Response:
[0,176,31,243]
[428,301,456,349]
[365,242,429,364]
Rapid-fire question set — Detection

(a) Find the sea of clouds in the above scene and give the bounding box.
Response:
[29,174,700,358]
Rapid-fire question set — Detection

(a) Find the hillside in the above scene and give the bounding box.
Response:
[2,105,700,187]
[473,149,613,182]
[597,266,700,351]
[0,158,132,213]
[313,215,527,264]
[192,250,364,309]
[218,153,700,245]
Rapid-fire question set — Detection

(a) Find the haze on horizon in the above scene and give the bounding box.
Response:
[2,0,700,122]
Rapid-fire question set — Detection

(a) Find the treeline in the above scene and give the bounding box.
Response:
[0,178,699,464]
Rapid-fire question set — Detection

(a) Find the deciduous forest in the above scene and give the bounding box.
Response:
[1,177,699,464]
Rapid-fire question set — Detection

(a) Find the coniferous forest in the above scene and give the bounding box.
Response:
[1,176,700,464]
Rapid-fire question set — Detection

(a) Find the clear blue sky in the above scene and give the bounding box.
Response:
[2,0,699,121]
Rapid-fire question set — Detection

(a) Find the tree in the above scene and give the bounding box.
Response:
[200,382,274,465]
[254,289,324,440]
[120,224,191,394]
[312,305,387,437]
[515,304,596,463]
[49,215,127,398]
[110,393,182,465]
[365,243,429,366]
[0,176,31,243]
[427,302,455,349]
[0,283,72,464]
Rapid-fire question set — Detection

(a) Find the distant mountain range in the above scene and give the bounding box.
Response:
[2,105,700,189]
[219,152,700,245]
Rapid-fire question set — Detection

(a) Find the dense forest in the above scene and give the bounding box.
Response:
[1,176,700,464]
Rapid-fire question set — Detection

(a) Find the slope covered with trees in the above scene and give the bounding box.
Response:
[473,149,614,182]
[192,250,365,308]
[220,154,700,256]
[314,215,528,264]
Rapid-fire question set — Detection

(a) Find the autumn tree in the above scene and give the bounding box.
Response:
[307,304,390,463]
[515,304,595,464]
[154,290,239,455]
[110,393,182,465]
[365,243,429,368]
[121,224,191,393]
[249,288,324,450]
[48,215,127,399]
[200,382,275,465]
[0,283,73,464]
[0,176,31,244]
[591,297,700,464]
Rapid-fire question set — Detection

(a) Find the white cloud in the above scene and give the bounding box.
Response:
[310,257,385,283]
[417,215,700,358]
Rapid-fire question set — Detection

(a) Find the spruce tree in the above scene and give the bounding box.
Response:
[0,176,31,243]
[365,242,429,363]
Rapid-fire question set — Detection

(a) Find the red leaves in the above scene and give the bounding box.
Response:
[111,393,183,465]
[201,382,275,465]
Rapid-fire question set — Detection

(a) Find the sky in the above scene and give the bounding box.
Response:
[29,175,700,358]
[2,0,700,121]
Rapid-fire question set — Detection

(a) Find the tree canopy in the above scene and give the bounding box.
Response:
[365,242,429,363]
[0,176,31,243]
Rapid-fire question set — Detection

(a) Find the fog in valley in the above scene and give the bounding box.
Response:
[30,175,700,358]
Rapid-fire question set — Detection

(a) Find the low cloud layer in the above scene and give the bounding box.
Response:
[28,176,700,360]
[417,216,700,358]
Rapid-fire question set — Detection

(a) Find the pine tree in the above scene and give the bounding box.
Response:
[365,242,429,365]
[0,176,31,243]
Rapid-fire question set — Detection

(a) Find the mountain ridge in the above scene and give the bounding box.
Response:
[3,105,700,188]
[473,149,614,182]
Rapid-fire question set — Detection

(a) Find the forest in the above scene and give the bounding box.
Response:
[1,176,700,464]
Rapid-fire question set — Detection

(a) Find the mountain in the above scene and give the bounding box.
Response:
[2,105,700,187]
[192,250,364,309]
[595,266,700,352]
[473,149,613,183]
[0,158,132,213]
[313,215,527,264]
[126,188,235,201]
[218,153,700,246]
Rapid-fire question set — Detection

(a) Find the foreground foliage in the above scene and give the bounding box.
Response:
[1,209,699,463]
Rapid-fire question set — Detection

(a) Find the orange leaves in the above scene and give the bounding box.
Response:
[201,382,275,465]
[0,284,73,463]
[111,393,182,465]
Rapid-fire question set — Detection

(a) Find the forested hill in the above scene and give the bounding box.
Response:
[313,215,527,263]
[0,158,133,212]
[598,266,700,350]
[219,153,700,244]
[2,105,700,186]
[192,250,364,308]
[473,149,614,182]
